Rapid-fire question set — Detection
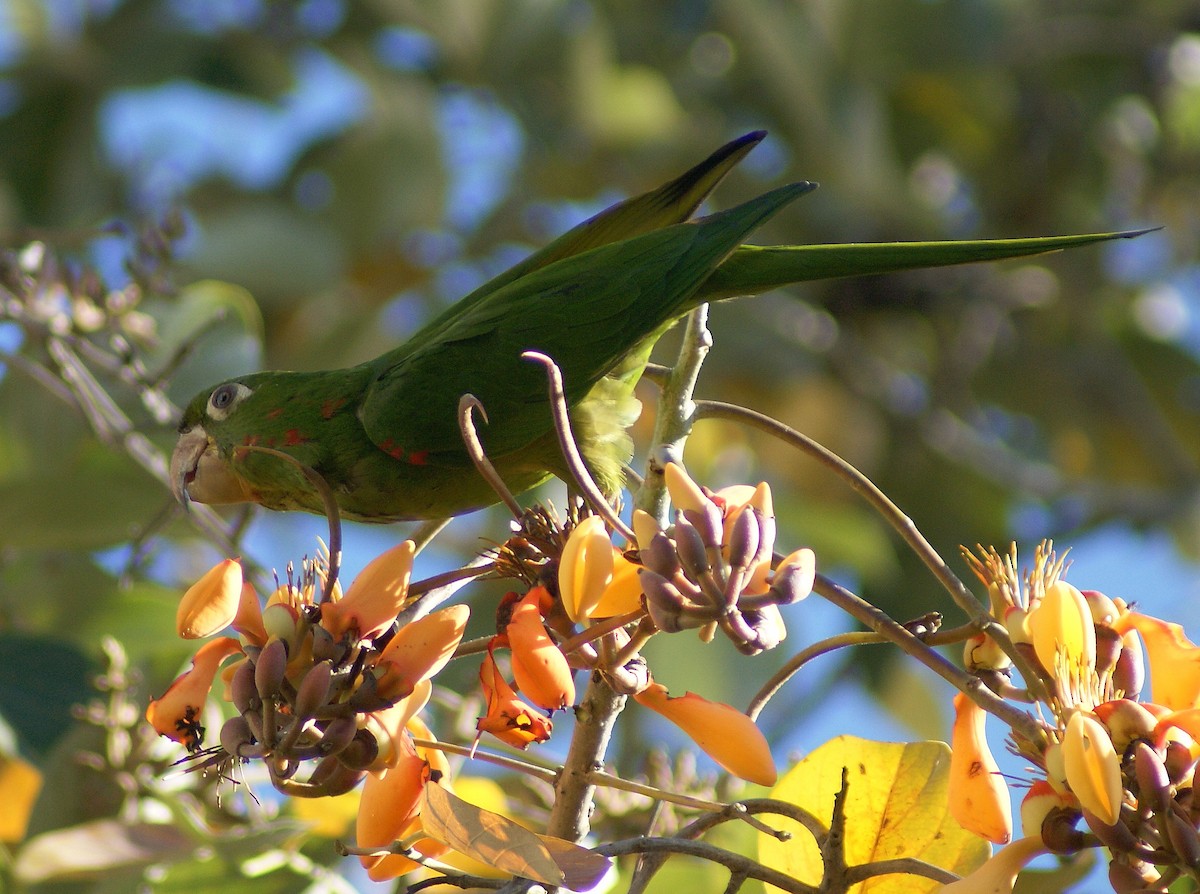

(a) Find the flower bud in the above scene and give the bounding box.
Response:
[640,531,680,579]
[640,571,688,633]
[337,729,380,771]
[220,715,259,758]
[317,717,359,756]
[1132,740,1171,815]
[254,638,288,700]
[229,656,258,713]
[1111,631,1145,701]
[307,753,367,797]
[1167,806,1200,868]
[673,513,711,582]
[770,548,815,606]
[293,660,333,720]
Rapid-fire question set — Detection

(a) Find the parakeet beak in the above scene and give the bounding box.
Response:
[170,425,254,507]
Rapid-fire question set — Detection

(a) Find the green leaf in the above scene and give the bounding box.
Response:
[0,633,94,756]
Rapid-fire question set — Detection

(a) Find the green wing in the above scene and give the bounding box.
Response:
[358,182,816,465]
[400,131,770,352]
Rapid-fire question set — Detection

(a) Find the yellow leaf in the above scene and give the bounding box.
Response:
[759,735,990,894]
[0,754,42,841]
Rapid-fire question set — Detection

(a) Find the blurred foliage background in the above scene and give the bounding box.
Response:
[1,0,1199,890]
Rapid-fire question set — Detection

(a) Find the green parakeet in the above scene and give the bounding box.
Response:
[171,132,1143,522]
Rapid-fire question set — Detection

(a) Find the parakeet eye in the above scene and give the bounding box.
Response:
[207,382,252,420]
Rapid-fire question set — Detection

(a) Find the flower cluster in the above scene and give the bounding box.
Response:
[146,461,820,880]
[634,463,814,654]
[947,542,1200,892]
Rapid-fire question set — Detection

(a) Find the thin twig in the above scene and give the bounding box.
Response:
[747,631,884,721]
[597,837,818,894]
[521,351,637,545]
[812,573,1047,745]
[695,398,1050,700]
[637,307,711,525]
[457,394,524,518]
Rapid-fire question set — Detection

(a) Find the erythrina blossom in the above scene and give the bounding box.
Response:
[558,515,613,624]
[947,693,1012,845]
[321,540,415,640]
[145,637,243,750]
[356,731,429,881]
[633,681,776,785]
[373,604,470,702]
[176,558,243,639]
[506,588,575,712]
[1115,609,1200,710]
[475,650,553,750]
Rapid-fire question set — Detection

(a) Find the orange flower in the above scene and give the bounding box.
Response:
[231,579,266,646]
[1116,611,1200,710]
[947,693,1012,844]
[176,558,243,639]
[321,541,415,640]
[559,516,614,623]
[1061,711,1122,825]
[1028,580,1095,679]
[507,589,575,711]
[633,682,775,785]
[145,637,243,750]
[374,605,470,702]
[475,650,553,749]
[356,731,429,880]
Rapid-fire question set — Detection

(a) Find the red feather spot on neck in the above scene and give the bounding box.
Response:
[265,407,285,420]
[321,397,347,419]
[407,450,429,466]
[283,429,308,446]
[242,434,259,446]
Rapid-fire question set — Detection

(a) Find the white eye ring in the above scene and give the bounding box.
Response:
[207,382,253,421]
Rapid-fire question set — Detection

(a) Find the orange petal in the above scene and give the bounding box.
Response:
[590,549,644,617]
[1062,711,1122,826]
[356,732,428,877]
[476,650,553,749]
[947,693,1013,844]
[663,462,708,514]
[145,637,243,749]
[363,679,433,771]
[1028,580,1095,677]
[231,579,266,646]
[176,558,243,639]
[559,516,613,623]
[1118,611,1200,710]
[323,541,415,640]
[507,592,575,711]
[633,682,775,785]
[374,604,470,701]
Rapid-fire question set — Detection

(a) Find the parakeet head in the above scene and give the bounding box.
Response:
[171,375,269,507]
